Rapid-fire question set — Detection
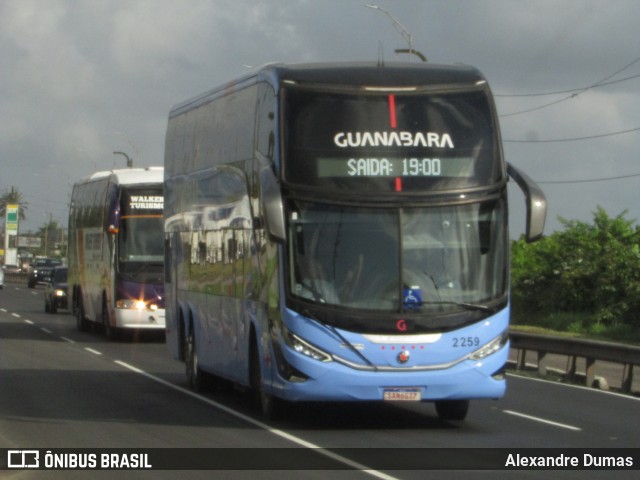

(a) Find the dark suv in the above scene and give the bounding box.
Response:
[44,266,68,313]
[28,258,62,288]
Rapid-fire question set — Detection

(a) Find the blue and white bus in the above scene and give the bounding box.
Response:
[163,63,546,420]
[68,167,165,338]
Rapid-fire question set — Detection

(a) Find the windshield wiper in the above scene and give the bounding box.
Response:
[298,306,378,371]
[327,324,378,372]
[118,262,163,279]
[421,301,494,313]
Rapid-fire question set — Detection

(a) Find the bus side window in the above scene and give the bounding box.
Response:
[256,83,275,161]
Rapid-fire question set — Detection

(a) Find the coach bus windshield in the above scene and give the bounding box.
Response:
[288,199,507,316]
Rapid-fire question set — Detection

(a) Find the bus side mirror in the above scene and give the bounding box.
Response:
[507,163,547,242]
[259,166,286,243]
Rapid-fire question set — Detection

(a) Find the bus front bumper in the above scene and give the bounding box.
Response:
[266,341,508,402]
[114,308,166,329]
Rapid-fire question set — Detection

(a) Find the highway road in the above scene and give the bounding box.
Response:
[1,281,638,479]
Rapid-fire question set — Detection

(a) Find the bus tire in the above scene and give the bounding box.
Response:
[185,327,210,392]
[435,399,470,421]
[102,299,118,340]
[76,296,88,332]
[250,338,282,420]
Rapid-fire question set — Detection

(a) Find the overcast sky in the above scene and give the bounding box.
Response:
[2,0,640,236]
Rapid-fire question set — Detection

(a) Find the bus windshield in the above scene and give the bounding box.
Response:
[118,215,164,265]
[287,199,507,315]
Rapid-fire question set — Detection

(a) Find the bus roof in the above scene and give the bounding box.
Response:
[169,62,489,117]
[267,62,486,88]
[82,166,164,186]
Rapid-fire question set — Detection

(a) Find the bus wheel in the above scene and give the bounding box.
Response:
[102,300,118,340]
[435,399,470,421]
[185,329,210,392]
[250,341,282,420]
[76,298,88,332]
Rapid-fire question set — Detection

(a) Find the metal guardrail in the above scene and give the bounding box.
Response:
[510,331,640,394]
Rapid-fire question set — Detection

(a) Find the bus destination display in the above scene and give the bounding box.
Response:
[284,88,501,190]
[317,156,475,178]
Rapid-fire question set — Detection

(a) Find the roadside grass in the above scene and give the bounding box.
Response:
[510,310,640,345]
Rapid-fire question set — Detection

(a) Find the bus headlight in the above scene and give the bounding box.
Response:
[469,331,509,361]
[116,299,159,311]
[284,332,332,362]
[54,289,66,297]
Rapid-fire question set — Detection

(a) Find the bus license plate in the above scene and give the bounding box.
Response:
[383,388,421,402]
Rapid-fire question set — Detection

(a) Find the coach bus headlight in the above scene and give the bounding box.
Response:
[284,331,332,363]
[117,299,138,309]
[469,330,509,361]
[116,299,159,311]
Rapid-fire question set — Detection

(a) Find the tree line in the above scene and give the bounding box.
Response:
[1,186,65,259]
[511,207,640,342]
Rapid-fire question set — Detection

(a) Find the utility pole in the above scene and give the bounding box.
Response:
[113,151,133,168]
[394,48,427,62]
[366,4,424,62]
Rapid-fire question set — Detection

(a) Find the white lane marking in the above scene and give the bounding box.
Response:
[508,372,640,402]
[114,360,399,480]
[11,313,20,318]
[40,328,52,334]
[503,410,582,431]
[60,337,75,344]
[84,348,103,356]
[24,319,34,325]
[1,308,7,312]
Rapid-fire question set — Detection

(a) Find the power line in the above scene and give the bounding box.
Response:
[500,95,578,117]
[536,172,640,184]
[504,126,640,143]
[495,72,640,97]
[499,55,640,117]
